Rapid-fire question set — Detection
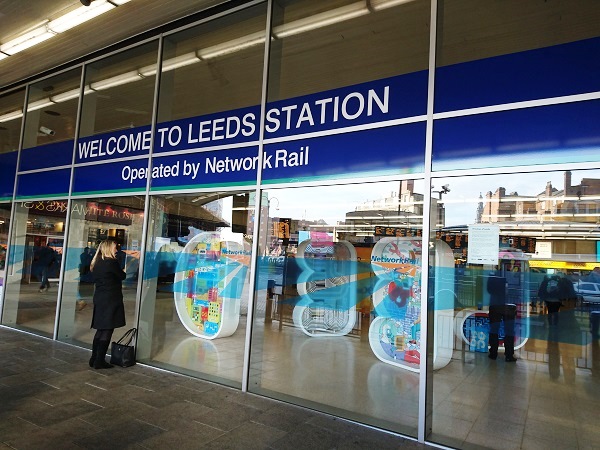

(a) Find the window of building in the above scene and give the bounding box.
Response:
[57,196,145,347]
[138,191,254,388]
[156,3,267,123]
[22,68,82,150]
[427,169,600,448]
[0,89,25,154]
[79,41,159,138]
[2,200,67,337]
[0,203,10,300]
[268,0,431,101]
[250,180,426,437]
[0,89,25,202]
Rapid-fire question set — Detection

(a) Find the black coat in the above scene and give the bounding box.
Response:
[91,257,126,330]
[487,274,507,307]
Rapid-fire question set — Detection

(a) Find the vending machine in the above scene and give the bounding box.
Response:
[173,231,250,339]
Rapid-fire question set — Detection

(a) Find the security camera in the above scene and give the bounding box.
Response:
[39,126,55,136]
[80,0,95,5]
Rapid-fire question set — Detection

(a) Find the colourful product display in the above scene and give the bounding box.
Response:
[292,239,357,337]
[459,309,529,352]
[173,231,250,340]
[369,238,455,372]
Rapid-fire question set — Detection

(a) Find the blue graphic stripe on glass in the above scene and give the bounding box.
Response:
[435,36,600,112]
[76,125,152,164]
[0,152,17,199]
[262,122,426,182]
[16,168,71,198]
[72,158,148,194]
[264,71,428,139]
[19,140,74,171]
[432,99,600,170]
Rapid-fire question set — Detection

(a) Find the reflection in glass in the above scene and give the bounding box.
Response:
[0,203,10,300]
[437,0,600,67]
[428,169,600,448]
[0,89,25,154]
[0,90,24,203]
[80,41,159,138]
[138,191,254,388]
[268,0,430,100]
[22,68,81,149]
[2,200,67,337]
[57,197,145,346]
[156,4,267,123]
[250,180,425,436]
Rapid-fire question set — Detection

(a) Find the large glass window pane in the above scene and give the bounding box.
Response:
[427,169,600,448]
[80,41,159,138]
[249,180,426,437]
[0,89,24,153]
[138,191,254,388]
[263,1,430,185]
[0,89,25,201]
[22,68,81,150]
[268,0,430,100]
[57,196,145,346]
[2,200,67,337]
[156,4,267,123]
[17,69,82,199]
[435,0,600,112]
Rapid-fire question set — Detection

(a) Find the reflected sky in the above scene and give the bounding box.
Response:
[264,169,600,229]
[266,181,424,225]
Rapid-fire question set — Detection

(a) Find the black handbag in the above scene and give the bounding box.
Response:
[110,328,137,367]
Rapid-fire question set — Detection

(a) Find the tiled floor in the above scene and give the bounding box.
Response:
[5,284,599,449]
[0,325,429,450]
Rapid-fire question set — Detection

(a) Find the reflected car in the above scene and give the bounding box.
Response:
[573,281,600,304]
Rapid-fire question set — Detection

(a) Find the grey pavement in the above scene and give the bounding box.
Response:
[0,326,431,450]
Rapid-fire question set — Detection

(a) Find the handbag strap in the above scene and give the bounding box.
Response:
[115,328,137,346]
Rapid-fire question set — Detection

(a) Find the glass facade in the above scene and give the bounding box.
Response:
[0,0,599,447]
[250,181,426,435]
[3,200,66,337]
[139,191,254,387]
[427,169,600,448]
[57,196,145,346]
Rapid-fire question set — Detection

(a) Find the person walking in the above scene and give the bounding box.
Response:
[37,243,57,292]
[487,270,517,362]
[89,240,126,369]
[538,271,575,326]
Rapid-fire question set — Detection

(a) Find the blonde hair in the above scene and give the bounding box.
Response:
[90,240,116,271]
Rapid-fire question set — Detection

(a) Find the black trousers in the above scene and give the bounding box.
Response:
[489,305,516,358]
[546,301,561,325]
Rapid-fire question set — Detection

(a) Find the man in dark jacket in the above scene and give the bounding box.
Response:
[37,244,57,293]
[487,271,517,362]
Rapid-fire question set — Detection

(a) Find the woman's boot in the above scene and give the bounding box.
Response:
[94,340,114,369]
[89,337,100,367]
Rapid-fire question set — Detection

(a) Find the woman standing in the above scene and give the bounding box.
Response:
[89,240,126,369]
